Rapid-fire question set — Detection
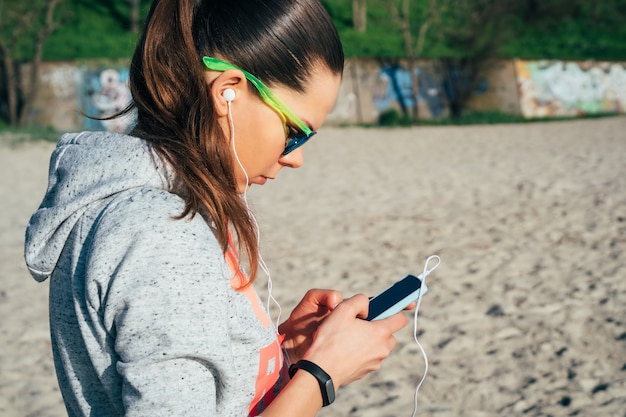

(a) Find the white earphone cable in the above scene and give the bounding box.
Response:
[410,255,440,417]
[229,99,438,412]
[227,101,283,329]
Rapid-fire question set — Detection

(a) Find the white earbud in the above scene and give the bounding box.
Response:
[222,88,236,102]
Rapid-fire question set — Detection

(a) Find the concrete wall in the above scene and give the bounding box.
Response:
[22,58,625,133]
[23,62,83,132]
[466,59,521,115]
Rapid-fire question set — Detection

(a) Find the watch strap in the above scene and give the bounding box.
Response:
[288,359,336,406]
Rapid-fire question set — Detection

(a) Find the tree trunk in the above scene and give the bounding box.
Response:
[389,0,420,122]
[401,0,420,121]
[128,0,140,34]
[410,0,436,121]
[440,57,484,119]
[352,0,367,32]
[0,0,17,124]
[19,0,60,126]
[1,49,18,125]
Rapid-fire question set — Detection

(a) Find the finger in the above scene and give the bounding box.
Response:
[378,311,409,332]
[319,290,343,310]
[404,301,417,311]
[334,293,369,319]
[303,289,343,312]
[388,335,398,352]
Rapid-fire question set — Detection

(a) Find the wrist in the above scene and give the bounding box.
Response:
[289,359,336,407]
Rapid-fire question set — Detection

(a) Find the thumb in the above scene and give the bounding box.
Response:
[303,289,344,312]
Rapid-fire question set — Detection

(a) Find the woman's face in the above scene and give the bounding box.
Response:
[227,65,341,193]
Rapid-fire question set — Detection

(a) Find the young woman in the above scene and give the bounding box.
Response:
[25,0,409,416]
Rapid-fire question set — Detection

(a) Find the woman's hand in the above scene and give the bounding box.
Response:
[278,289,344,363]
[299,294,408,389]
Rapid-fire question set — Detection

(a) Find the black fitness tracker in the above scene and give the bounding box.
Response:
[288,359,335,407]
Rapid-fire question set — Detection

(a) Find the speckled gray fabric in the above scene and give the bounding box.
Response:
[24,132,284,416]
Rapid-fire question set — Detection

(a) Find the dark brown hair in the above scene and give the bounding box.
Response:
[126,0,344,285]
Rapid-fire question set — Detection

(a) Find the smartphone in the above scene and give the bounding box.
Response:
[366,274,428,321]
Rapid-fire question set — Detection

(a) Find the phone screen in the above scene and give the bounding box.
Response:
[366,275,422,321]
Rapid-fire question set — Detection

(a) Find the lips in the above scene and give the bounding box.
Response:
[252,176,272,185]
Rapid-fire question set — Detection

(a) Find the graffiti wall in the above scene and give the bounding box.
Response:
[27,58,624,132]
[326,59,453,123]
[327,58,517,125]
[28,59,514,131]
[516,60,626,118]
[81,66,135,133]
[25,61,135,133]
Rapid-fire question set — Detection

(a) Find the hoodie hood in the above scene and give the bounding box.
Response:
[24,131,176,282]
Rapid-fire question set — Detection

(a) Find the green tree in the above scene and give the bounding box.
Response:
[387,0,437,120]
[74,0,144,33]
[429,0,518,117]
[504,0,626,59]
[381,0,518,119]
[0,0,66,126]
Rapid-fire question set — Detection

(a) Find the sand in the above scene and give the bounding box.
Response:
[1,117,624,417]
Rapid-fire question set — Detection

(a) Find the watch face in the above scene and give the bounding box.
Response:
[323,379,336,405]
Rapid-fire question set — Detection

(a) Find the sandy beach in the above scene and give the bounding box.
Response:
[1,117,625,417]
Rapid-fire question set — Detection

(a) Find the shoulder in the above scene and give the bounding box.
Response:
[82,187,232,320]
[97,187,216,250]
[83,187,226,286]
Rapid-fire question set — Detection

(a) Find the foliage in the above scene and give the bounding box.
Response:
[42,0,149,59]
[0,0,67,126]
[502,18,626,60]
[324,0,404,57]
[2,0,622,61]
[1,0,626,128]
[508,0,626,59]
[0,0,68,60]
[333,0,626,60]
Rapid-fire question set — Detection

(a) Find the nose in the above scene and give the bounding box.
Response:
[279,147,304,169]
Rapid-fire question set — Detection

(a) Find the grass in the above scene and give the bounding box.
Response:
[0,124,61,146]
[374,109,624,127]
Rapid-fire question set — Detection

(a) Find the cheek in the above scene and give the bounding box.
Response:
[252,108,286,156]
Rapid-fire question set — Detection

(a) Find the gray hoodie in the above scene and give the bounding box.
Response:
[24,131,285,417]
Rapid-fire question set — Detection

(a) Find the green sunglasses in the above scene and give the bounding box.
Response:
[203,56,316,155]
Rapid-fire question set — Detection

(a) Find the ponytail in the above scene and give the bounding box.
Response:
[128,0,260,285]
[126,0,343,287]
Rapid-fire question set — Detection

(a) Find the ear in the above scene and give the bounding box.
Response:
[208,69,248,117]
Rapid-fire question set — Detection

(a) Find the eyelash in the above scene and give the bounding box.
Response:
[286,125,302,139]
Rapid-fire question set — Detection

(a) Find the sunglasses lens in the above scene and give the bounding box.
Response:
[283,131,316,155]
